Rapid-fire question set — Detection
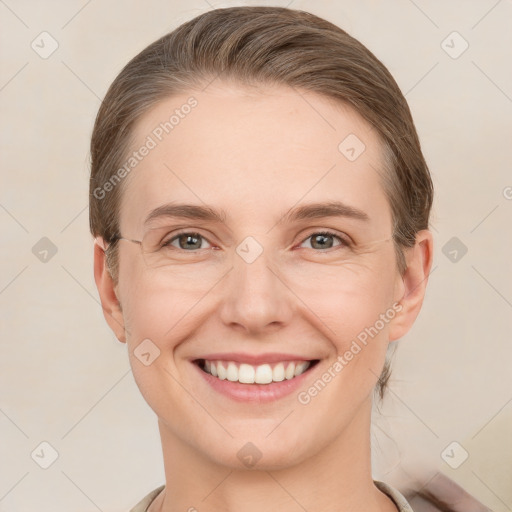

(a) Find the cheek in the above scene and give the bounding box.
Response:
[119,275,202,417]
[122,281,194,345]
[118,261,222,370]
[286,255,397,402]
[284,252,398,339]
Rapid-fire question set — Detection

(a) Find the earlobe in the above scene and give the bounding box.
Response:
[388,230,434,342]
[93,238,127,343]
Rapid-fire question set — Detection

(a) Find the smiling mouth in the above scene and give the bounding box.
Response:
[194,359,320,385]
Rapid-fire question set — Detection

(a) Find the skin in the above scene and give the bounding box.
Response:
[94,82,433,512]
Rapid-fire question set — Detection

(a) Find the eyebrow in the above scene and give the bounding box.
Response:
[143,200,370,227]
[279,201,370,224]
[144,203,227,226]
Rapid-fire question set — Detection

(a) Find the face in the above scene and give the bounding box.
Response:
[100,82,416,470]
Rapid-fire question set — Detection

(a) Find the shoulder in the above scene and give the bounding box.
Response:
[374,480,415,512]
[129,484,165,512]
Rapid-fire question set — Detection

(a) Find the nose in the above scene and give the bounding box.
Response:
[218,248,294,335]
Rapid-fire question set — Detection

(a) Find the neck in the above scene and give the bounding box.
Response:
[151,397,397,512]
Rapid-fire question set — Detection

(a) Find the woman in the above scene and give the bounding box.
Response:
[90,6,487,512]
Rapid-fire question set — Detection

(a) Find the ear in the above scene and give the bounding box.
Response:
[388,230,434,342]
[93,238,127,343]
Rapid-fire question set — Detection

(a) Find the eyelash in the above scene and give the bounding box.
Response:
[163,230,351,252]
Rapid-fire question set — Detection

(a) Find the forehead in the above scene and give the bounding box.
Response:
[119,82,391,236]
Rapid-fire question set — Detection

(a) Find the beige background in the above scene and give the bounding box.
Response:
[1,0,511,511]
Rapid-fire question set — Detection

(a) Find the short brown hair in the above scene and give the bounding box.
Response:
[89,6,433,400]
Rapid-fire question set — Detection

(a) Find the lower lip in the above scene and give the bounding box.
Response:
[192,361,319,403]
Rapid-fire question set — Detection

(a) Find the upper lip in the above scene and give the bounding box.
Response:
[192,352,317,365]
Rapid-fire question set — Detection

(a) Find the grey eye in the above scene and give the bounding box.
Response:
[169,233,210,250]
[301,232,345,250]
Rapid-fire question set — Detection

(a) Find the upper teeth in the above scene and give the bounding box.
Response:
[202,360,312,384]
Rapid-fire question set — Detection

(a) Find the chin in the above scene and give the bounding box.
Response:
[199,431,310,471]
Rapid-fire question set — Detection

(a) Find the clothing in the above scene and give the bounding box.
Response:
[129,480,414,511]
[375,480,415,511]
[130,484,164,512]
